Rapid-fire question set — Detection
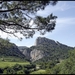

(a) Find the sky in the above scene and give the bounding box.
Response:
[0,1,75,47]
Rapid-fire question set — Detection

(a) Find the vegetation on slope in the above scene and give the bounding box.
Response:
[30,37,74,62]
[46,48,75,74]
[0,37,75,74]
[0,38,25,58]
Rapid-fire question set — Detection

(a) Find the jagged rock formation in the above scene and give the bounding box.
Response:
[30,49,44,62]
[0,37,73,62]
[31,37,74,62]
[18,46,31,60]
[35,37,56,46]
[19,37,74,62]
[18,46,44,62]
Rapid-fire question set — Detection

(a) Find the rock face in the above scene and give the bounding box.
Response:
[18,46,31,60]
[18,37,74,62]
[22,50,30,59]
[30,49,44,62]
[35,37,56,46]
[19,46,44,61]
[18,46,44,61]
[0,37,74,62]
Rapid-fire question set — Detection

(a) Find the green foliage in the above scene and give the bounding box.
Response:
[0,68,3,74]
[0,56,27,62]
[49,49,75,74]
[17,70,25,74]
[3,67,16,74]
[0,62,37,74]
[0,61,30,68]
[0,38,25,58]
[0,1,57,39]
[30,69,46,74]
[1,49,75,74]
[13,64,22,71]
[23,64,36,70]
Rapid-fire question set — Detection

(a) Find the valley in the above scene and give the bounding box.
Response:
[0,37,75,74]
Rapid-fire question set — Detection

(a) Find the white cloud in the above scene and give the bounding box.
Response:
[0,30,24,40]
[56,17,75,28]
[0,31,8,38]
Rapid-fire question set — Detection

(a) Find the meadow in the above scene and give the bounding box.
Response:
[31,69,46,74]
[0,61,30,68]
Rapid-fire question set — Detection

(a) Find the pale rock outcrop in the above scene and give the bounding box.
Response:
[30,49,44,62]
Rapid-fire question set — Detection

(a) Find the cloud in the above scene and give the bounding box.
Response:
[56,17,75,28]
[0,30,24,40]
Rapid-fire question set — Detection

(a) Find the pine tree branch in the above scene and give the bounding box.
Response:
[0,20,39,30]
[0,7,28,12]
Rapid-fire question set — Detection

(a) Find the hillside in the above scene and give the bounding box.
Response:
[18,46,31,60]
[19,37,74,62]
[0,37,74,62]
[0,37,74,74]
[0,38,25,58]
[49,48,75,74]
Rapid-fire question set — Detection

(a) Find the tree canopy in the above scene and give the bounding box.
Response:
[0,1,58,39]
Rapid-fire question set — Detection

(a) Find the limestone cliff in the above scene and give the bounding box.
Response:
[18,46,31,60]
[18,37,74,62]
[35,37,56,46]
[30,49,44,62]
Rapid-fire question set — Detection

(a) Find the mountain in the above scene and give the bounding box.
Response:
[30,37,74,62]
[0,38,25,58]
[35,37,57,46]
[18,37,74,62]
[0,37,74,62]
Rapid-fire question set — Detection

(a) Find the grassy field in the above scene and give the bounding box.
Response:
[31,69,46,74]
[0,61,30,68]
[0,56,26,62]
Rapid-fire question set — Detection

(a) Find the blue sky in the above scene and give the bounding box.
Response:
[0,1,75,47]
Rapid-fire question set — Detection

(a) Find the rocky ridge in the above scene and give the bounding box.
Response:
[18,37,74,62]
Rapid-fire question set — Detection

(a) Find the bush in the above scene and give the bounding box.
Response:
[17,70,25,74]
[3,67,16,74]
[12,64,22,71]
[0,68,3,74]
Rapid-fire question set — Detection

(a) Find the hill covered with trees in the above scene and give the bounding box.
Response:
[0,37,75,74]
[30,37,74,62]
[0,38,25,58]
[46,48,75,74]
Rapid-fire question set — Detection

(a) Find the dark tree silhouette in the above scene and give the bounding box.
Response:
[0,1,58,40]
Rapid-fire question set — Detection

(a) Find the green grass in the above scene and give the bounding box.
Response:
[0,56,26,62]
[0,61,30,68]
[31,69,46,74]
